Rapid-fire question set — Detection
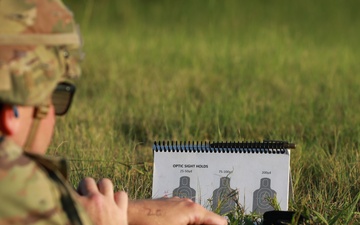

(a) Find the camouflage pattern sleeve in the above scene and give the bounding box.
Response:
[0,138,94,225]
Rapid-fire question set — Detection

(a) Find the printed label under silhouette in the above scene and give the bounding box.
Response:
[252,177,277,214]
[173,176,196,201]
[212,177,236,214]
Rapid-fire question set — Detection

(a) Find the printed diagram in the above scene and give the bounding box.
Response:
[173,176,196,201]
[252,178,277,214]
[212,177,237,214]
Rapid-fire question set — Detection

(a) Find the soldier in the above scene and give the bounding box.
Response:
[0,1,227,225]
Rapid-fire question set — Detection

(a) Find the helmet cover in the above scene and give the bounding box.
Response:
[0,0,82,106]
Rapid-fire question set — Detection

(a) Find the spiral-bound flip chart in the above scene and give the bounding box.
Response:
[152,140,295,215]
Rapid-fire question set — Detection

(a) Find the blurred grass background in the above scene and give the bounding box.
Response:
[50,0,360,223]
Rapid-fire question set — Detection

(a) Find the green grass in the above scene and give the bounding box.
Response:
[50,0,360,223]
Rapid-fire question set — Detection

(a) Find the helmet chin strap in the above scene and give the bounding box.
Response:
[23,104,50,152]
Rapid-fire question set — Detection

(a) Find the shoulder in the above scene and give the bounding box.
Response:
[0,138,93,224]
[0,138,65,223]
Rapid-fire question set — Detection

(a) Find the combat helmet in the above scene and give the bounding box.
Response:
[0,0,83,150]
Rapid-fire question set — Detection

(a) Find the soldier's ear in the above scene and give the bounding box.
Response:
[0,105,20,135]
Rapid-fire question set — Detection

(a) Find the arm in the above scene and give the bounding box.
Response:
[77,177,227,225]
[128,197,228,225]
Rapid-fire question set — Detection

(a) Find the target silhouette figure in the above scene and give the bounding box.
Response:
[212,177,236,214]
[252,178,277,214]
[173,176,196,201]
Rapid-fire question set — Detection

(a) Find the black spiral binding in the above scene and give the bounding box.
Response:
[153,140,295,154]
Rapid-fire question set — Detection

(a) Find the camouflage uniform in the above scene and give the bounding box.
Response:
[0,138,93,225]
[0,0,92,224]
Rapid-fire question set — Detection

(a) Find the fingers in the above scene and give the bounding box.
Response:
[159,197,227,224]
[168,196,193,203]
[176,198,227,225]
[114,191,128,209]
[76,178,129,225]
[187,202,227,225]
[77,177,115,199]
[97,178,114,199]
[77,177,98,196]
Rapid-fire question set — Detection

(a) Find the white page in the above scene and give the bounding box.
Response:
[152,150,290,214]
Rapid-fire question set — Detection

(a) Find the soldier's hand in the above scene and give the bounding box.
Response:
[76,177,128,225]
[128,197,228,225]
